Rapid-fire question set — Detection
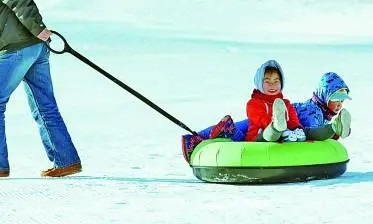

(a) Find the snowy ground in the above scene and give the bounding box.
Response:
[1,0,373,223]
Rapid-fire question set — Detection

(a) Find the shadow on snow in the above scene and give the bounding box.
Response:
[308,171,373,187]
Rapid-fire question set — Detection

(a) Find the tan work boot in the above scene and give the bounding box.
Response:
[41,163,82,177]
[332,108,351,139]
[0,170,9,177]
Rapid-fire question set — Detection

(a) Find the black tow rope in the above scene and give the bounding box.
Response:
[46,30,198,136]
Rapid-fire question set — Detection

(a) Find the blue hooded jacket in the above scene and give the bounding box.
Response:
[292,72,350,128]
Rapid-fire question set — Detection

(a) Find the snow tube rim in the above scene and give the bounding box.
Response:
[190,138,349,167]
[189,138,349,184]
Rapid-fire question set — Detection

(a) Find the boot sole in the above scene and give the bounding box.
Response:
[273,99,287,132]
[340,109,351,138]
[181,135,190,162]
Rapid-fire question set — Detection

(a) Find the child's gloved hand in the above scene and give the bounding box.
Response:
[282,128,306,142]
[293,128,306,142]
[282,129,297,142]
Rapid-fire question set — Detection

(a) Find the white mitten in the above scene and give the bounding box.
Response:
[294,128,306,142]
[282,129,297,142]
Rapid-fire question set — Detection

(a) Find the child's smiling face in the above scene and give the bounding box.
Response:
[263,71,281,95]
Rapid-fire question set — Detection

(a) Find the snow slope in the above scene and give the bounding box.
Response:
[1,1,372,223]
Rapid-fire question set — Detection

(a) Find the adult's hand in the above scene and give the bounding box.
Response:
[37,28,52,41]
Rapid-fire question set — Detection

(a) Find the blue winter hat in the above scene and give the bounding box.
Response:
[254,60,285,93]
[314,72,350,104]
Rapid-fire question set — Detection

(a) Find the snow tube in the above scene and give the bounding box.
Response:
[189,138,349,184]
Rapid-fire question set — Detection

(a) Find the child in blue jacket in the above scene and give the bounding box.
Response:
[292,72,351,140]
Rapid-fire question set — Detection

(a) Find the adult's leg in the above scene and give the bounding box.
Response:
[0,48,37,171]
[23,43,80,168]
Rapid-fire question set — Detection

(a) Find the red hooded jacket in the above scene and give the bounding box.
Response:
[245,89,302,141]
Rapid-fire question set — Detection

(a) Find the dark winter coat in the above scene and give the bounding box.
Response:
[0,0,45,53]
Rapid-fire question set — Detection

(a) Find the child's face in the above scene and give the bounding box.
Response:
[263,71,281,95]
[328,100,344,114]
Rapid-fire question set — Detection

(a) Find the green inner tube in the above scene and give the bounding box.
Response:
[190,138,349,184]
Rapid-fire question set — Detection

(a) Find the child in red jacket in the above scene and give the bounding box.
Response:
[246,60,303,142]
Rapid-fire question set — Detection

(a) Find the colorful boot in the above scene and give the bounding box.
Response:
[332,108,351,139]
[209,115,236,139]
[181,134,205,162]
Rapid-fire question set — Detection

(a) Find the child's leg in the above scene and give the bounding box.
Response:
[260,123,283,142]
[306,108,351,141]
[235,119,249,133]
[198,126,213,139]
[304,125,335,141]
[182,117,250,162]
[209,115,235,139]
[231,128,246,141]
[200,119,248,141]
[272,98,287,132]
[259,98,287,142]
[181,134,205,162]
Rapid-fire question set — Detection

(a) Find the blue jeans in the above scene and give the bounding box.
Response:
[0,43,81,172]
